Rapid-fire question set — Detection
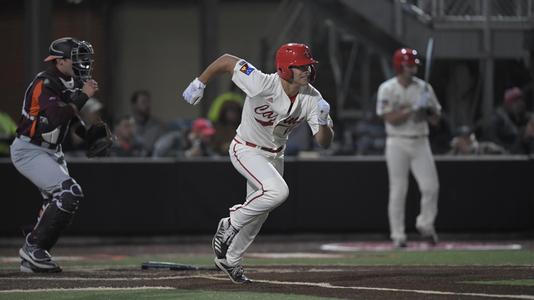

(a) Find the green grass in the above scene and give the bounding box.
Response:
[2,249,533,300]
[1,250,533,270]
[463,279,534,287]
[0,289,337,300]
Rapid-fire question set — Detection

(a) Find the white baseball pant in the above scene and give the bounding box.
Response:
[225,137,288,266]
[385,136,439,242]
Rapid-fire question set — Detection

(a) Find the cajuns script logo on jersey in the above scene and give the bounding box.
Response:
[254,104,277,126]
[254,102,303,135]
[273,116,303,136]
[239,61,255,76]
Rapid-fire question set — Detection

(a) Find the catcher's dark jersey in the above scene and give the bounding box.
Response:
[16,67,88,148]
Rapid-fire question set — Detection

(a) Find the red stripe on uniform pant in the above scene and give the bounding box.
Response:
[230,141,265,211]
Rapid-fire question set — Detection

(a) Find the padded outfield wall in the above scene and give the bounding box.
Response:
[0,156,532,236]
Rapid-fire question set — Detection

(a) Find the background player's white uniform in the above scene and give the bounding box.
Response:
[376,76,441,244]
[227,60,328,266]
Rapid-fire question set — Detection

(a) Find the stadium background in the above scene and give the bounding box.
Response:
[0,1,534,299]
[1,0,532,236]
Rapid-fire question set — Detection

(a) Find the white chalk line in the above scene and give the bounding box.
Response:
[197,275,534,300]
[0,286,174,293]
[1,273,533,299]
[0,275,209,281]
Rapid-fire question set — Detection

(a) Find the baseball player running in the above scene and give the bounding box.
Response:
[182,43,334,283]
[376,48,441,248]
[10,37,111,273]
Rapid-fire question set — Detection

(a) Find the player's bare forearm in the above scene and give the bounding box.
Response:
[383,107,412,125]
[198,54,240,84]
[314,125,334,148]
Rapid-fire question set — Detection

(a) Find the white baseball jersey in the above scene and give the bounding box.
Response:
[376,77,441,136]
[377,75,441,244]
[232,59,324,149]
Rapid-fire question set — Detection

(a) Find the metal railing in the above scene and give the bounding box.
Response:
[408,0,534,21]
[259,0,309,73]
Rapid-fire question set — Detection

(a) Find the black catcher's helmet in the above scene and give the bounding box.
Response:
[44,37,94,81]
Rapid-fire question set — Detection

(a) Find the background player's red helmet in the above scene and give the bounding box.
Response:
[393,48,420,73]
[276,43,318,82]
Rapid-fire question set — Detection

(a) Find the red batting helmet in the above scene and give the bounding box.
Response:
[275,43,318,82]
[393,48,420,73]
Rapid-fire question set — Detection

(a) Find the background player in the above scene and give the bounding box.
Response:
[376,48,441,248]
[10,37,109,272]
[182,43,334,283]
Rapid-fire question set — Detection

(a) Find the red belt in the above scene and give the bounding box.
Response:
[233,138,284,153]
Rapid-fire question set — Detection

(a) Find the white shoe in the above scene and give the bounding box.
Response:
[417,226,439,246]
[393,239,407,249]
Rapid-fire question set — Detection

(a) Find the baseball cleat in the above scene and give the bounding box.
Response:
[19,243,62,273]
[393,239,407,249]
[422,232,439,246]
[214,258,251,284]
[212,217,239,259]
[416,226,439,246]
[20,259,62,273]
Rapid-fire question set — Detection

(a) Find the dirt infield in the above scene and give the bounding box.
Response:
[1,238,534,299]
[1,265,534,299]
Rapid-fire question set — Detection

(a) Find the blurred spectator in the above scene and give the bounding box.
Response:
[130,90,165,155]
[211,99,243,156]
[448,126,506,155]
[152,118,217,158]
[109,115,147,157]
[484,87,531,153]
[285,123,313,156]
[519,114,534,155]
[445,63,478,129]
[152,121,185,158]
[429,113,453,154]
[0,111,17,156]
[205,88,244,156]
[353,111,386,155]
[184,118,217,158]
[207,89,244,123]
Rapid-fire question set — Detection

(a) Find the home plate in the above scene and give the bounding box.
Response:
[320,242,522,252]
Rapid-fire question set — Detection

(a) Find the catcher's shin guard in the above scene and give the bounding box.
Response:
[26,179,83,250]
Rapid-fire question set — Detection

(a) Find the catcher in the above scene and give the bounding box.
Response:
[10,37,112,273]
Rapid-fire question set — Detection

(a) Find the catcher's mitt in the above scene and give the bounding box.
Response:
[85,122,113,157]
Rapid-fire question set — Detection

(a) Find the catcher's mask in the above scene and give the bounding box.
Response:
[44,37,95,81]
[275,43,318,82]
